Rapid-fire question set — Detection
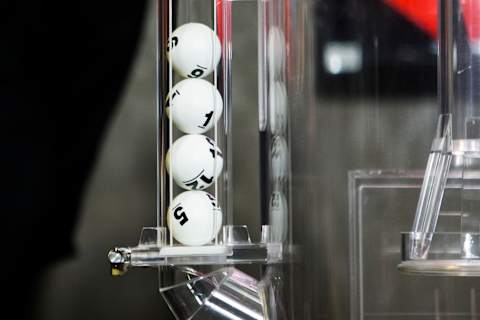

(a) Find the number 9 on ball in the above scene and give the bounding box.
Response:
[167,23,221,79]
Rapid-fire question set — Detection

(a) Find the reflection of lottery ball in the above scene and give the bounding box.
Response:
[167,23,221,79]
[269,81,287,135]
[271,136,288,180]
[167,191,223,246]
[166,134,223,190]
[268,27,286,78]
[269,191,288,242]
[166,79,223,134]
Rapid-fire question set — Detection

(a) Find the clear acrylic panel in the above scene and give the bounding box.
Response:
[349,170,480,319]
[160,267,265,320]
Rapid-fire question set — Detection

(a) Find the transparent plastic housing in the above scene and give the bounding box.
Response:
[406,0,480,274]
[109,0,298,316]
[401,232,480,276]
[349,170,480,318]
[109,0,295,277]
[152,0,292,262]
[160,267,264,319]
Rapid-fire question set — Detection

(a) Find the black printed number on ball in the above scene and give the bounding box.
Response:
[206,193,217,207]
[188,65,207,78]
[199,111,214,129]
[165,89,180,108]
[167,36,178,52]
[174,206,189,225]
[205,137,222,159]
[185,175,213,190]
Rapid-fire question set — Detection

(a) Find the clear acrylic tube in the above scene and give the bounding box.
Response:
[411,114,452,259]
[156,0,230,247]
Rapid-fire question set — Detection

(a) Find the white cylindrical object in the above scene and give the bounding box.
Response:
[269,81,287,135]
[271,135,288,181]
[268,27,286,79]
[269,191,288,242]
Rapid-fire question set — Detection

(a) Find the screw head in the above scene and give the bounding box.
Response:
[108,250,124,264]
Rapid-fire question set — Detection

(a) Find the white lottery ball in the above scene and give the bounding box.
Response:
[271,136,288,180]
[166,135,223,190]
[269,191,288,242]
[166,79,223,134]
[268,27,286,78]
[167,191,222,246]
[269,81,287,135]
[167,23,221,78]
